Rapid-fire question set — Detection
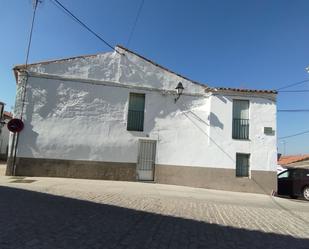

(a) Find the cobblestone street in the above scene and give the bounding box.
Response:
[0,176,308,249]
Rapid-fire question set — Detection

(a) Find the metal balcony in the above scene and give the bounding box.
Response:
[232,118,249,140]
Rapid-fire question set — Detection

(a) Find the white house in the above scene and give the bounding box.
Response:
[7,46,277,194]
[0,102,12,160]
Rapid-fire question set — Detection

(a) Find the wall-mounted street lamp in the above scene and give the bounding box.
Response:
[174,82,184,103]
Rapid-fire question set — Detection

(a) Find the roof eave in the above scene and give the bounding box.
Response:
[205,87,278,95]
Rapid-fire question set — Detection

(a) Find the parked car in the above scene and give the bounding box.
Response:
[277,168,309,200]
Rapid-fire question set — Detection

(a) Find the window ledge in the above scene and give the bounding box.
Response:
[232,138,251,141]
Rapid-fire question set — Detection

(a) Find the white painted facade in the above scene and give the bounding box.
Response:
[0,120,10,157]
[11,46,277,190]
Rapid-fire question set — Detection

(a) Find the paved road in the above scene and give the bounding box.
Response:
[0,176,308,249]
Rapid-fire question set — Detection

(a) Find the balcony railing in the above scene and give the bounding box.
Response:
[232,118,249,140]
[127,110,144,131]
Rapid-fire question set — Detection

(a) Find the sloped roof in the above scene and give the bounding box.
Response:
[205,87,277,94]
[116,45,207,88]
[278,154,309,165]
[13,45,277,94]
[13,45,207,89]
[3,111,13,119]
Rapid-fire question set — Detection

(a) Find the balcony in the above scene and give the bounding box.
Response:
[232,118,249,140]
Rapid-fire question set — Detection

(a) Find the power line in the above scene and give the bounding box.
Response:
[278,129,309,140]
[126,0,145,48]
[21,0,40,119]
[50,0,121,54]
[278,109,309,112]
[49,0,82,27]
[278,90,309,93]
[276,79,309,91]
[25,0,39,68]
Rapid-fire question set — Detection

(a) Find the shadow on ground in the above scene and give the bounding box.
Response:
[0,186,308,249]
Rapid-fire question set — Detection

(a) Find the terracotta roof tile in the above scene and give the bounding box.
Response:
[278,155,309,165]
[205,87,277,94]
[3,111,13,119]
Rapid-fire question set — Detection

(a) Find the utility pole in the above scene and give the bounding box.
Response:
[8,0,41,176]
[0,102,4,135]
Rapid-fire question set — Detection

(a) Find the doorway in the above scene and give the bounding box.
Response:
[137,139,156,181]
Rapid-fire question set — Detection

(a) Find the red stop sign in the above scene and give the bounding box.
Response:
[7,118,24,133]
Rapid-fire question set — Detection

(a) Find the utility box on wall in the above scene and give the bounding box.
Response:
[264,127,275,135]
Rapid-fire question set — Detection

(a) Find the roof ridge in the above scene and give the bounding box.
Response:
[116,45,207,88]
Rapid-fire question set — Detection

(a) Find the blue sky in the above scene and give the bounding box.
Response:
[1,0,309,154]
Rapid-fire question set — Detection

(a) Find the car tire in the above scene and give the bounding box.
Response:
[303,186,309,201]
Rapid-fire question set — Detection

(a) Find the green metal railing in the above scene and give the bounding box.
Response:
[127,110,144,131]
[232,118,249,140]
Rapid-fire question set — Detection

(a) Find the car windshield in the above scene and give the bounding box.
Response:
[278,170,290,179]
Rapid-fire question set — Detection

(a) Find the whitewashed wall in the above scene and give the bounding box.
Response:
[16,76,276,172]
[27,47,205,94]
[0,118,10,155]
[209,94,277,171]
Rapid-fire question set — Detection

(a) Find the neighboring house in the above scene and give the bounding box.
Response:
[7,45,277,194]
[278,155,309,170]
[0,104,12,160]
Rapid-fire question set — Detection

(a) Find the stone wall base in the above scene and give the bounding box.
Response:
[155,164,277,194]
[7,157,277,194]
[7,157,136,181]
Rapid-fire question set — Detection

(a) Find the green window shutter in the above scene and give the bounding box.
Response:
[127,93,145,131]
[236,153,250,177]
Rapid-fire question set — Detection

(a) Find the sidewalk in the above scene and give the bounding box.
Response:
[0,162,6,176]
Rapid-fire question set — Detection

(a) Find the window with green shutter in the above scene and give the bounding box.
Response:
[236,153,250,177]
[127,93,145,131]
[232,99,249,140]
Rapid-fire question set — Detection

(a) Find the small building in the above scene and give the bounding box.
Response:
[278,155,309,170]
[0,102,12,160]
[7,46,278,194]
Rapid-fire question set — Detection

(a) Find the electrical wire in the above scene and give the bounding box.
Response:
[278,90,309,93]
[276,79,309,91]
[277,109,309,112]
[126,0,145,48]
[25,0,39,69]
[278,129,309,140]
[50,0,121,54]
[21,0,39,120]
